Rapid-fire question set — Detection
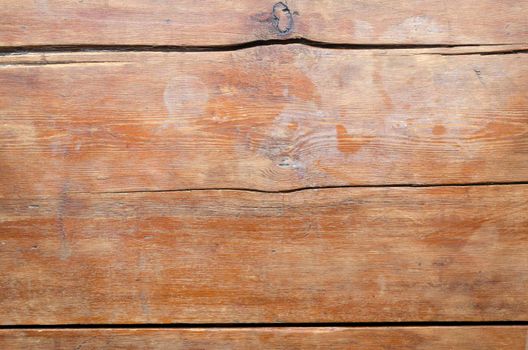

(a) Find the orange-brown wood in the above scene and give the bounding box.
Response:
[1,185,526,324]
[1,327,527,349]
[1,46,527,197]
[1,0,527,46]
[1,1,527,341]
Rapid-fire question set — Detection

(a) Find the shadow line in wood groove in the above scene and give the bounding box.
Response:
[71,181,528,196]
[0,39,526,56]
[1,321,528,330]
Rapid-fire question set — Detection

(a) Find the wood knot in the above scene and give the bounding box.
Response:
[272,2,293,35]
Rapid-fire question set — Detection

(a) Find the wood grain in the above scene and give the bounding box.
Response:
[1,185,526,324]
[1,0,527,46]
[1,46,527,197]
[1,327,527,349]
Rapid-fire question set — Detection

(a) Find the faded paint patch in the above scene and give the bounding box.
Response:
[377,275,386,297]
[354,20,374,38]
[432,125,446,136]
[57,184,71,261]
[335,124,372,154]
[383,16,447,41]
[473,121,521,140]
[373,69,393,110]
[163,75,208,127]
[35,0,50,13]
[140,290,151,318]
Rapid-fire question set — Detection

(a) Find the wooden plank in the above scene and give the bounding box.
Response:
[1,47,527,197]
[1,185,526,324]
[1,0,527,46]
[1,327,527,349]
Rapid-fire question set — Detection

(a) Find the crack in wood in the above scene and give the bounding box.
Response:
[0,40,525,56]
[0,60,126,67]
[1,321,528,329]
[66,181,528,196]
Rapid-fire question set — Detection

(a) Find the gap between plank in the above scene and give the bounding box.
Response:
[76,181,528,196]
[1,321,527,330]
[0,39,526,56]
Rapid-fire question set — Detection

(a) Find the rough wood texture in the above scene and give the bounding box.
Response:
[1,2,527,342]
[1,0,527,46]
[1,46,527,197]
[1,185,526,324]
[1,327,528,349]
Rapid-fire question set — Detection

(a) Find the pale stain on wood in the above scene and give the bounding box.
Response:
[0,47,527,196]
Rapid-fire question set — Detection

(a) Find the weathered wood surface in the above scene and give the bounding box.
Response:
[1,0,527,46]
[1,2,527,341]
[1,327,527,349]
[1,185,526,324]
[1,46,527,197]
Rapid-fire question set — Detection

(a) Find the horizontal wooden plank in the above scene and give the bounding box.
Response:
[1,327,527,349]
[1,185,526,324]
[1,47,527,196]
[1,0,527,46]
